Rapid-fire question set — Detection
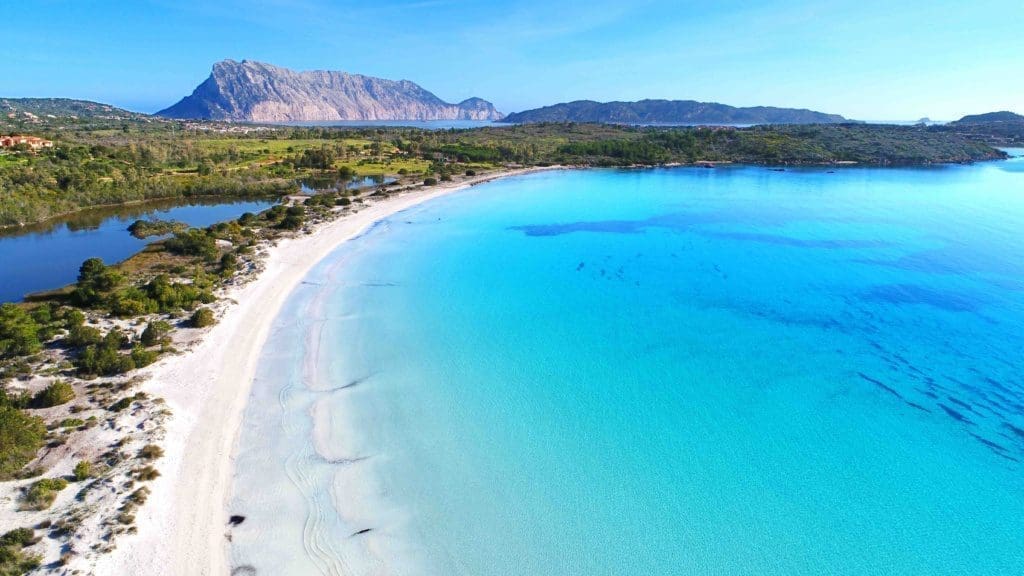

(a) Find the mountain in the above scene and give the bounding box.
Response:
[157,60,503,122]
[953,111,1024,124]
[500,99,849,125]
[0,98,147,120]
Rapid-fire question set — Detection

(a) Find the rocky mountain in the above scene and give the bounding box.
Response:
[157,60,503,122]
[953,111,1024,124]
[501,99,849,125]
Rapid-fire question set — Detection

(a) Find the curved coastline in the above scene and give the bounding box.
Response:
[94,167,558,576]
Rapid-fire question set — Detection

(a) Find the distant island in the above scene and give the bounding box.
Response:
[157,59,504,122]
[953,111,1024,124]
[500,99,849,125]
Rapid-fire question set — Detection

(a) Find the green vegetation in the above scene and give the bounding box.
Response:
[140,321,172,346]
[188,308,216,328]
[20,477,68,510]
[73,460,92,481]
[30,381,74,408]
[0,406,46,479]
[0,527,41,576]
[128,219,187,239]
[2,118,1008,229]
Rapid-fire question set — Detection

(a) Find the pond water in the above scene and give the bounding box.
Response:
[0,197,276,302]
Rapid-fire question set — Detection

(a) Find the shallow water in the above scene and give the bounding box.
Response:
[0,197,274,302]
[231,158,1024,575]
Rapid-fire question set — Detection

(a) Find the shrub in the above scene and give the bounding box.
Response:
[276,206,305,230]
[139,444,164,460]
[423,177,438,186]
[73,460,91,481]
[164,229,217,261]
[219,253,238,275]
[65,324,102,348]
[0,528,34,548]
[189,308,216,328]
[71,258,123,306]
[75,328,139,376]
[465,169,477,176]
[130,346,158,368]
[0,407,46,480]
[31,381,74,408]
[140,321,172,347]
[237,212,258,227]
[0,527,40,575]
[20,477,68,510]
[337,197,352,207]
[0,304,43,359]
[108,397,134,412]
[134,466,160,481]
[59,418,84,429]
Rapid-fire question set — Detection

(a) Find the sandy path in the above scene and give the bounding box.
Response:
[95,168,552,575]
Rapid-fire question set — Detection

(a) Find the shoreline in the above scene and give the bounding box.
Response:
[93,166,559,575]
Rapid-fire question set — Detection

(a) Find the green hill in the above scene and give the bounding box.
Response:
[0,98,148,121]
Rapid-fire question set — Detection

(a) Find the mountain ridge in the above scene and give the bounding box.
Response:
[501,99,850,125]
[157,60,503,122]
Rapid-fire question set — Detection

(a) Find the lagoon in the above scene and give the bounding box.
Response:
[0,197,275,302]
[231,157,1024,575]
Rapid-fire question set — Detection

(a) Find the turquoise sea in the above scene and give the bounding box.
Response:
[230,153,1024,575]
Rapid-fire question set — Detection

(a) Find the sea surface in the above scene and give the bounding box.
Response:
[231,154,1024,575]
[0,197,275,302]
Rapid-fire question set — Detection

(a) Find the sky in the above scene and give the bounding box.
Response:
[2,0,1022,120]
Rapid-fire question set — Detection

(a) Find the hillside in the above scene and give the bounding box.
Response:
[157,60,504,122]
[501,99,849,125]
[0,98,148,121]
[953,111,1024,124]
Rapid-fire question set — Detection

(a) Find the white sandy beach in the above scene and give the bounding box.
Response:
[94,168,552,576]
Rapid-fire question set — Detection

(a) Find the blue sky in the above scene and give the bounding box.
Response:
[2,0,1021,119]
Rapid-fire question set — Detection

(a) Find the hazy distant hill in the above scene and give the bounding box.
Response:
[0,98,146,120]
[953,111,1024,124]
[501,99,849,125]
[157,60,504,122]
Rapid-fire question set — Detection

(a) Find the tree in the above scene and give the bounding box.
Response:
[72,258,122,306]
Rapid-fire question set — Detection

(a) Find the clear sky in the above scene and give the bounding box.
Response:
[2,0,1021,120]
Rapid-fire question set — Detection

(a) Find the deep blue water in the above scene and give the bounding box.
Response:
[0,197,275,302]
[231,156,1024,575]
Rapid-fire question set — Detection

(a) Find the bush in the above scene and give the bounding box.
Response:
[75,328,135,376]
[0,406,46,480]
[108,397,134,412]
[276,206,305,230]
[0,528,33,548]
[164,229,217,260]
[219,253,238,275]
[65,323,102,348]
[139,444,164,460]
[20,477,68,510]
[73,460,91,481]
[130,346,158,368]
[465,169,477,176]
[71,258,123,306]
[189,308,216,328]
[0,304,43,359]
[30,381,74,408]
[337,197,352,207]
[0,527,40,575]
[140,321,172,347]
[423,177,438,186]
